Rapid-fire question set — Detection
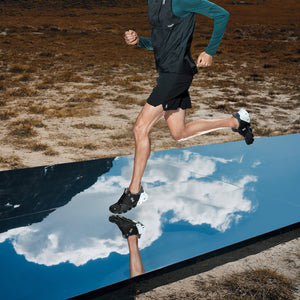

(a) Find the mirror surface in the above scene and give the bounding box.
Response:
[0,134,299,299]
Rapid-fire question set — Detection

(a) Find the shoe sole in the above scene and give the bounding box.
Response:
[136,222,145,236]
[137,191,148,206]
[238,108,250,123]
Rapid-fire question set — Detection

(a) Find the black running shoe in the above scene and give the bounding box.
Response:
[109,186,148,214]
[109,215,145,239]
[232,108,254,145]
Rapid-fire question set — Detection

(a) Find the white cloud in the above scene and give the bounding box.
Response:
[0,150,256,266]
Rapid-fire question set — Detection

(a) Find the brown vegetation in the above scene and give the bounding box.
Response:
[196,268,296,300]
[138,268,297,300]
[8,123,37,138]
[0,0,299,169]
[165,268,296,300]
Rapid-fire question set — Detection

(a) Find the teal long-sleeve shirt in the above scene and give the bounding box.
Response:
[137,0,229,56]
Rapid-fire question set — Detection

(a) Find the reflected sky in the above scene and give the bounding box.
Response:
[0,134,299,299]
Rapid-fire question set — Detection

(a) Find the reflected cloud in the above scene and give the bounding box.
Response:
[252,161,261,168]
[0,151,257,266]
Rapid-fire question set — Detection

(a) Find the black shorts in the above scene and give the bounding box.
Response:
[147,73,193,111]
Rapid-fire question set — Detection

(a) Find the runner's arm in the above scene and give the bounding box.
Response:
[173,0,229,56]
[136,36,153,50]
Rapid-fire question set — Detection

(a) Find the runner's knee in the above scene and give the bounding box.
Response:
[169,129,184,141]
[133,120,148,138]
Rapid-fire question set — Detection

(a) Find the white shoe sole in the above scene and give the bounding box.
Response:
[136,223,145,235]
[137,191,148,206]
[238,108,250,123]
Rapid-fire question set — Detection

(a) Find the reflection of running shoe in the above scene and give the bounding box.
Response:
[232,108,254,145]
[109,215,145,239]
[109,187,148,214]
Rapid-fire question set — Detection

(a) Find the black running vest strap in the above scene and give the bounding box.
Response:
[148,0,198,75]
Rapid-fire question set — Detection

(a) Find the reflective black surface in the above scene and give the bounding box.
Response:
[0,158,114,233]
[0,134,299,299]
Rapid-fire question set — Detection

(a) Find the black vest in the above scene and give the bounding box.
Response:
[148,0,198,75]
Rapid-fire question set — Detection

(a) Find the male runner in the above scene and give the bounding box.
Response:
[109,0,254,214]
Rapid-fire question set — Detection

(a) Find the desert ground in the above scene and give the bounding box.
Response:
[0,0,299,170]
[137,237,300,299]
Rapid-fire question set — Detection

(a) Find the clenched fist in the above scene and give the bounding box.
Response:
[124,30,139,45]
[197,52,213,67]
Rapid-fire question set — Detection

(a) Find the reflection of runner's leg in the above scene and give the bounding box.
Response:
[109,215,145,239]
[128,235,145,277]
[109,215,145,277]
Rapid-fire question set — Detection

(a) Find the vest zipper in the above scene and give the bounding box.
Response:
[158,0,165,23]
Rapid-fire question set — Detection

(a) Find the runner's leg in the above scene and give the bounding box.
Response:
[127,235,145,277]
[165,108,238,141]
[129,103,164,193]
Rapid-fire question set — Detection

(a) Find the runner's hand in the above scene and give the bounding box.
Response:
[124,30,139,45]
[197,52,213,67]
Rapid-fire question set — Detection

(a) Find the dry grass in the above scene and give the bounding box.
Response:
[158,268,297,300]
[19,74,34,82]
[35,82,51,90]
[41,76,56,85]
[10,118,46,128]
[25,141,50,151]
[112,95,140,106]
[0,110,18,120]
[8,86,38,97]
[28,104,47,114]
[72,122,112,130]
[0,0,299,169]
[210,102,233,112]
[254,127,274,136]
[44,149,59,156]
[8,123,37,138]
[110,113,131,120]
[56,70,83,83]
[0,82,6,92]
[68,92,101,103]
[193,268,297,300]
[110,132,132,140]
[0,154,27,169]
[0,99,7,106]
[129,74,146,82]
[8,64,37,74]
[58,140,98,150]
[82,143,98,150]
[46,106,95,118]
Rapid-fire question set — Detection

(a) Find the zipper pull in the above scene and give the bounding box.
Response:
[163,0,166,4]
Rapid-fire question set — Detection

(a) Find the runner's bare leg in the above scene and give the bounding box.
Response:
[129,103,164,194]
[129,105,238,194]
[165,108,239,141]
